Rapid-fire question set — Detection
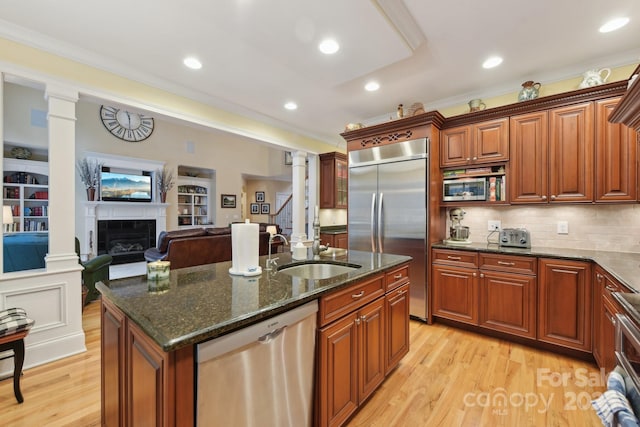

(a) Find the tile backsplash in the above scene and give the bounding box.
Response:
[449,205,640,253]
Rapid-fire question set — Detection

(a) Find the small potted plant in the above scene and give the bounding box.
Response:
[156,166,175,203]
[76,158,102,201]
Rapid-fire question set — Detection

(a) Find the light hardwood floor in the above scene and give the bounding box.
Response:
[0,301,605,426]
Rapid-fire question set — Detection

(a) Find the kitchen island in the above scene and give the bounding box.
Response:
[97,249,411,426]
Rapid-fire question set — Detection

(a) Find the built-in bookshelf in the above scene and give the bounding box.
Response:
[177,178,209,227]
[3,158,49,232]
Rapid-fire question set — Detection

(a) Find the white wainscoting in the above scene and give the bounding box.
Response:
[0,267,85,376]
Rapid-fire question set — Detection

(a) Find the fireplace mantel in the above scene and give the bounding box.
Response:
[83,201,168,259]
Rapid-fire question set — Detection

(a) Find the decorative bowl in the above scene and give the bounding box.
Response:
[11,147,32,160]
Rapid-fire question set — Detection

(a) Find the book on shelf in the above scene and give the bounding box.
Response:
[443,169,466,177]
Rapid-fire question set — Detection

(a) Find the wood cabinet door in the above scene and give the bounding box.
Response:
[473,117,509,163]
[510,111,549,203]
[318,314,358,427]
[440,125,471,167]
[548,102,594,202]
[538,258,591,351]
[320,156,337,208]
[595,97,638,202]
[335,233,348,249]
[320,152,348,209]
[601,295,621,373]
[385,283,409,374]
[432,264,478,325]
[127,321,170,427]
[102,300,126,427]
[358,297,386,403]
[478,270,536,339]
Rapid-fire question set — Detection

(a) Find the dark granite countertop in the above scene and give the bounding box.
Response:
[432,241,640,293]
[97,249,410,352]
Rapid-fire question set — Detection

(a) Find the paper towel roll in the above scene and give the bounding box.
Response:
[229,221,262,276]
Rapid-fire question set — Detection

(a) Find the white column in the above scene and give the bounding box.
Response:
[45,84,80,269]
[290,151,307,244]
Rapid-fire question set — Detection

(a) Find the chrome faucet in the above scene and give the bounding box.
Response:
[312,215,329,260]
[266,234,288,270]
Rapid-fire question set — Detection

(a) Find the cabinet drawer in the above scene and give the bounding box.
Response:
[479,253,537,275]
[432,249,478,268]
[385,264,410,291]
[319,274,385,327]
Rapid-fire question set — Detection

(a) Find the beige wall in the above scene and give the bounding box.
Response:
[74,98,294,231]
[451,205,640,253]
[244,179,292,224]
[439,64,639,117]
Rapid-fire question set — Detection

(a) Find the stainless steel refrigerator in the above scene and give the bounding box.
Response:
[348,138,429,320]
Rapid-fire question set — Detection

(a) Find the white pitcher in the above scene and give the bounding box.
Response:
[579,68,611,88]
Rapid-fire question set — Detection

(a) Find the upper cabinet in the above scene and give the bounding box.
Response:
[609,64,640,131]
[440,117,509,167]
[319,152,348,209]
[510,95,637,204]
[595,97,637,202]
[548,102,594,202]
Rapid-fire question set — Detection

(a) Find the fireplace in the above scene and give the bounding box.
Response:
[97,220,156,265]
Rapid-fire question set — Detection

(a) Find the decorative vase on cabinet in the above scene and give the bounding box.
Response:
[518,81,541,102]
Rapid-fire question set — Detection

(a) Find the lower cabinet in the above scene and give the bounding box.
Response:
[593,265,628,371]
[317,264,410,427]
[537,258,592,352]
[320,232,348,249]
[478,253,537,339]
[101,298,194,427]
[432,249,537,339]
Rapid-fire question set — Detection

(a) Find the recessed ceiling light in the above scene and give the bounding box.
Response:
[318,39,340,55]
[365,81,380,92]
[482,56,503,69]
[284,102,298,110]
[183,57,202,70]
[599,17,630,33]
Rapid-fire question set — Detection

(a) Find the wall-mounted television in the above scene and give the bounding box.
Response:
[100,168,152,202]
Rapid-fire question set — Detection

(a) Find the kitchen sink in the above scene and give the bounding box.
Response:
[278,261,361,280]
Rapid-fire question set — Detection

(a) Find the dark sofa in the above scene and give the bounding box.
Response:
[143,226,273,269]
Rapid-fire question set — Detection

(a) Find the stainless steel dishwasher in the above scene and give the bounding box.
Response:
[196,300,318,426]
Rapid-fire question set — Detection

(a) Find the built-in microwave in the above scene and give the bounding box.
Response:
[443,177,487,201]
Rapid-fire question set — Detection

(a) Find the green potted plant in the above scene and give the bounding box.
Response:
[76,158,102,201]
[156,166,175,203]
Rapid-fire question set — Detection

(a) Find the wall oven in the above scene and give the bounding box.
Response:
[615,313,640,393]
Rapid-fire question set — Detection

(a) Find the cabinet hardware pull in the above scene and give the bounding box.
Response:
[447,256,462,260]
[361,315,367,321]
[352,291,365,298]
[394,274,403,279]
[466,157,471,162]
[397,289,406,295]
[355,318,361,325]
[541,195,547,200]
[480,273,484,278]
[472,156,478,161]
[605,285,617,292]
[550,195,557,200]
[472,272,477,277]
[497,261,515,266]
[596,273,602,281]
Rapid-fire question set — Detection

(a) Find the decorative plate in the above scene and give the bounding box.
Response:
[11,147,32,160]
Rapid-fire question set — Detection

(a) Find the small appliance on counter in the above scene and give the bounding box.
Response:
[499,228,531,248]
[444,208,471,245]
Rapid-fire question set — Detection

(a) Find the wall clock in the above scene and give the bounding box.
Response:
[100,105,154,142]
